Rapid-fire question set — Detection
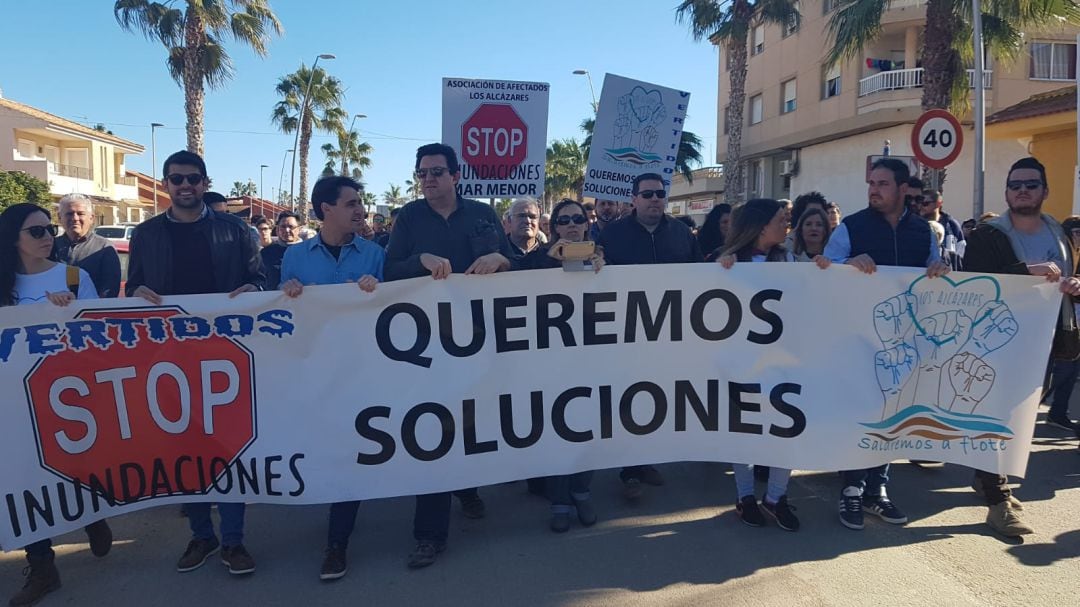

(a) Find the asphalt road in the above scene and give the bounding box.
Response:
[2,413,1078,607]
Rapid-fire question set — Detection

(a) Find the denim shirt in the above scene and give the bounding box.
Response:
[279,234,385,288]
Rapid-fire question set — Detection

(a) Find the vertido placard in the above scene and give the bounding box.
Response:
[583,74,690,202]
[442,78,549,199]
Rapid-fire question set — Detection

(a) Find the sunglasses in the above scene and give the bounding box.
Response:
[554,214,588,226]
[636,189,667,200]
[22,224,59,239]
[166,173,204,186]
[415,167,448,179]
[1006,179,1043,192]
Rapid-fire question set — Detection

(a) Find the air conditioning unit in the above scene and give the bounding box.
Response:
[778,159,795,176]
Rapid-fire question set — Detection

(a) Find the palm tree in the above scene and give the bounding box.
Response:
[321,127,373,180]
[229,180,256,197]
[545,139,587,208]
[825,1,1080,184]
[404,178,422,200]
[676,0,800,205]
[580,118,705,184]
[383,184,403,207]
[271,65,346,220]
[114,0,282,155]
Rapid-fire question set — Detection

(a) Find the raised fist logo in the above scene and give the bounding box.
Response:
[875,344,919,419]
[874,294,918,348]
[971,301,1018,356]
[946,352,996,413]
[914,310,973,367]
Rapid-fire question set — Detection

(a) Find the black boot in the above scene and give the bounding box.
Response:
[9,557,61,607]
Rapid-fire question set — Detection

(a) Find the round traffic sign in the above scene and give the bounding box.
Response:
[911,109,963,170]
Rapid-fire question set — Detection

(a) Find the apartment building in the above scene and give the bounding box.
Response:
[0,95,148,224]
[715,0,1080,219]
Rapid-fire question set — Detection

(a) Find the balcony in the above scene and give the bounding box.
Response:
[115,175,137,186]
[858,68,993,97]
[54,163,92,180]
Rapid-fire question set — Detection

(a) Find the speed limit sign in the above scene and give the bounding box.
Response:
[911,109,963,170]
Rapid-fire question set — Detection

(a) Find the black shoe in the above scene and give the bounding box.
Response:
[85,519,113,557]
[736,495,765,527]
[407,541,446,569]
[1046,414,1077,431]
[9,561,60,607]
[864,495,908,525]
[762,495,800,532]
[221,544,256,575]
[457,494,486,519]
[176,537,220,573]
[319,544,347,581]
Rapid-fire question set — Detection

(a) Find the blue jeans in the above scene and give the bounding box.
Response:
[842,464,890,497]
[733,465,791,503]
[547,472,593,513]
[413,492,450,544]
[327,501,361,548]
[187,502,245,547]
[1047,359,1080,419]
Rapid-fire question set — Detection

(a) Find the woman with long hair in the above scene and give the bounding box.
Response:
[715,199,828,532]
[698,203,732,262]
[0,203,110,606]
[791,208,832,262]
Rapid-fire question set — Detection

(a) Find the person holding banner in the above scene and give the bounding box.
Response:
[716,198,829,531]
[0,203,113,607]
[824,157,949,532]
[596,172,702,499]
[963,156,1080,537]
[278,176,384,580]
[384,143,513,568]
[127,150,265,576]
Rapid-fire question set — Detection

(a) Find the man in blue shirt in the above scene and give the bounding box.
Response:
[279,176,383,581]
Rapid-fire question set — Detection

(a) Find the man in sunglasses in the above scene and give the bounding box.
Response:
[596,172,702,499]
[125,150,265,575]
[506,198,543,259]
[918,189,965,271]
[964,157,1080,538]
[384,142,512,569]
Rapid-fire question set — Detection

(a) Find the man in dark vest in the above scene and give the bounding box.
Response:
[824,157,950,532]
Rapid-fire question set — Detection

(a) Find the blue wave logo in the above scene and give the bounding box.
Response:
[604,147,663,165]
[860,405,1014,442]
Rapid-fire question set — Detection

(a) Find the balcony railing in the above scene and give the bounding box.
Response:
[887,0,926,9]
[115,175,137,186]
[51,163,92,180]
[858,68,993,97]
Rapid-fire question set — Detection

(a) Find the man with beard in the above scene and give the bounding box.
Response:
[964,156,1080,536]
[590,198,620,241]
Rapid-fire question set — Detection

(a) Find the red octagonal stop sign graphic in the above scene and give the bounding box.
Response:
[461,104,528,179]
[23,307,256,503]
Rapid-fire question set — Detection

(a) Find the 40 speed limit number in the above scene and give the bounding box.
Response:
[911,109,964,170]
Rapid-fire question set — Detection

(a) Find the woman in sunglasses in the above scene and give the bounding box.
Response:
[0,203,111,606]
[515,198,605,273]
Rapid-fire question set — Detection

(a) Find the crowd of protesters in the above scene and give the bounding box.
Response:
[3,145,1080,604]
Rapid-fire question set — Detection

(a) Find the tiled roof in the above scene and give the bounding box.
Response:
[0,97,144,151]
[987,85,1076,125]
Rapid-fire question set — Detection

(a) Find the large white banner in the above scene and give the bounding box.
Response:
[583,73,690,202]
[0,265,1059,549]
[442,77,549,199]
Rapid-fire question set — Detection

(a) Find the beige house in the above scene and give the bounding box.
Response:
[0,95,145,225]
[668,166,725,224]
[715,0,1079,219]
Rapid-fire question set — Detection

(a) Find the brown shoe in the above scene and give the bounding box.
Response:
[986,502,1034,537]
[970,478,1023,510]
[9,560,61,607]
[406,541,446,569]
[221,544,256,575]
[176,537,220,573]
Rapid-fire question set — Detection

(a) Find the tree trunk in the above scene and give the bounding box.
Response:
[919,0,962,189]
[297,113,313,221]
[182,8,205,156]
[723,1,752,206]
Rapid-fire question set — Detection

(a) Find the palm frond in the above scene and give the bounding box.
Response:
[824,0,890,67]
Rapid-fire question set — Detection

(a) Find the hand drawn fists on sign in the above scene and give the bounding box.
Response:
[970,301,1018,357]
[874,344,919,420]
[873,294,917,348]
[944,352,996,413]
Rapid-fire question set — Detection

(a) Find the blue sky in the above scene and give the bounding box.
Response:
[0,0,719,202]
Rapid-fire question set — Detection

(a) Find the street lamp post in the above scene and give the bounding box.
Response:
[259,164,268,199]
[278,149,293,207]
[289,53,336,211]
[573,69,598,113]
[150,122,164,215]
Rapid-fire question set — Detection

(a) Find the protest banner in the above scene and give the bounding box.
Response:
[582,74,690,202]
[442,77,549,199]
[0,264,1058,549]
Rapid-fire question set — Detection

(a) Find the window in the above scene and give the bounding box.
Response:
[751,25,764,55]
[823,0,840,13]
[749,94,763,125]
[781,79,797,113]
[823,63,842,98]
[783,1,800,37]
[748,159,765,196]
[16,139,36,159]
[1030,42,1077,80]
[723,105,730,135]
[43,146,59,168]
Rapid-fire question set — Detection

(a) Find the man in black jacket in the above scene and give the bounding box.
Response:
[126,150,264,576]
[964,156,1080,537]
[596,172,702,499]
